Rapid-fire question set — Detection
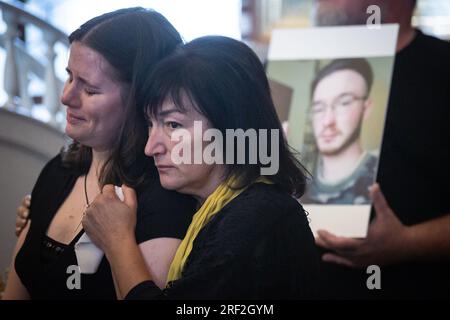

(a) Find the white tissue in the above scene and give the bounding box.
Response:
[115,186,124,201]
[74,233,104,274]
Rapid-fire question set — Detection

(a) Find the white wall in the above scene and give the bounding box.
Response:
[0,108,66,278]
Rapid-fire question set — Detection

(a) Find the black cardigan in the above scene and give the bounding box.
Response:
[126,183,319,300]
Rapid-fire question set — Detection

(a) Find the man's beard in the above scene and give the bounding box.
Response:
[318,122,363,157]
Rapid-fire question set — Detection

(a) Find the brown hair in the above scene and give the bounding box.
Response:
[61,7,183,188]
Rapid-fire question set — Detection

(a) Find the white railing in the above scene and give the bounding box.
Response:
[0,0,68,128]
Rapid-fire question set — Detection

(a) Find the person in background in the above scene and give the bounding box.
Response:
[313,0,450,298]
[82,36,319,299]
[4,8,196,300]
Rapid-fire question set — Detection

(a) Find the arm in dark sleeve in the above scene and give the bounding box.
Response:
[124,254,247,300]
[125,281,164,300]
[134,181,196,243]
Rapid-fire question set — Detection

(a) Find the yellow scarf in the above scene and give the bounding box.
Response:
[166,176,271,284]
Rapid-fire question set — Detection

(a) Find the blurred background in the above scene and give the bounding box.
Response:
[0,0,449,292]
[1,0,450,116]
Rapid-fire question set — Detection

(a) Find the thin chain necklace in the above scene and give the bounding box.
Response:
[74,174,90,235]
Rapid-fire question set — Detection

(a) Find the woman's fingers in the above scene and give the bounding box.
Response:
[15,195,31,237]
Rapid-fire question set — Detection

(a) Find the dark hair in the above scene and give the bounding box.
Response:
[143,36,307,197]
[310,58,374,98]
[62,7,183,188]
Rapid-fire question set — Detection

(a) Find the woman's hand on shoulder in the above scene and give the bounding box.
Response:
[15,195,31,237]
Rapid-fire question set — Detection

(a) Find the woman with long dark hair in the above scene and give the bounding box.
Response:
[4,8,196,300]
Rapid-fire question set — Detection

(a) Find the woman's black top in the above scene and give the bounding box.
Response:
[15,154,196,299]
[125,183,319,300]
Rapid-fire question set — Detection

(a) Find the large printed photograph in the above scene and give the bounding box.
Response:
[268,25,398,237]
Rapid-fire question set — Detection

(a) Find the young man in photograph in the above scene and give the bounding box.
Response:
[302,58,377,205]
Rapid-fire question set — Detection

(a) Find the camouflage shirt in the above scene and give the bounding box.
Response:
[302,152,378,205]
